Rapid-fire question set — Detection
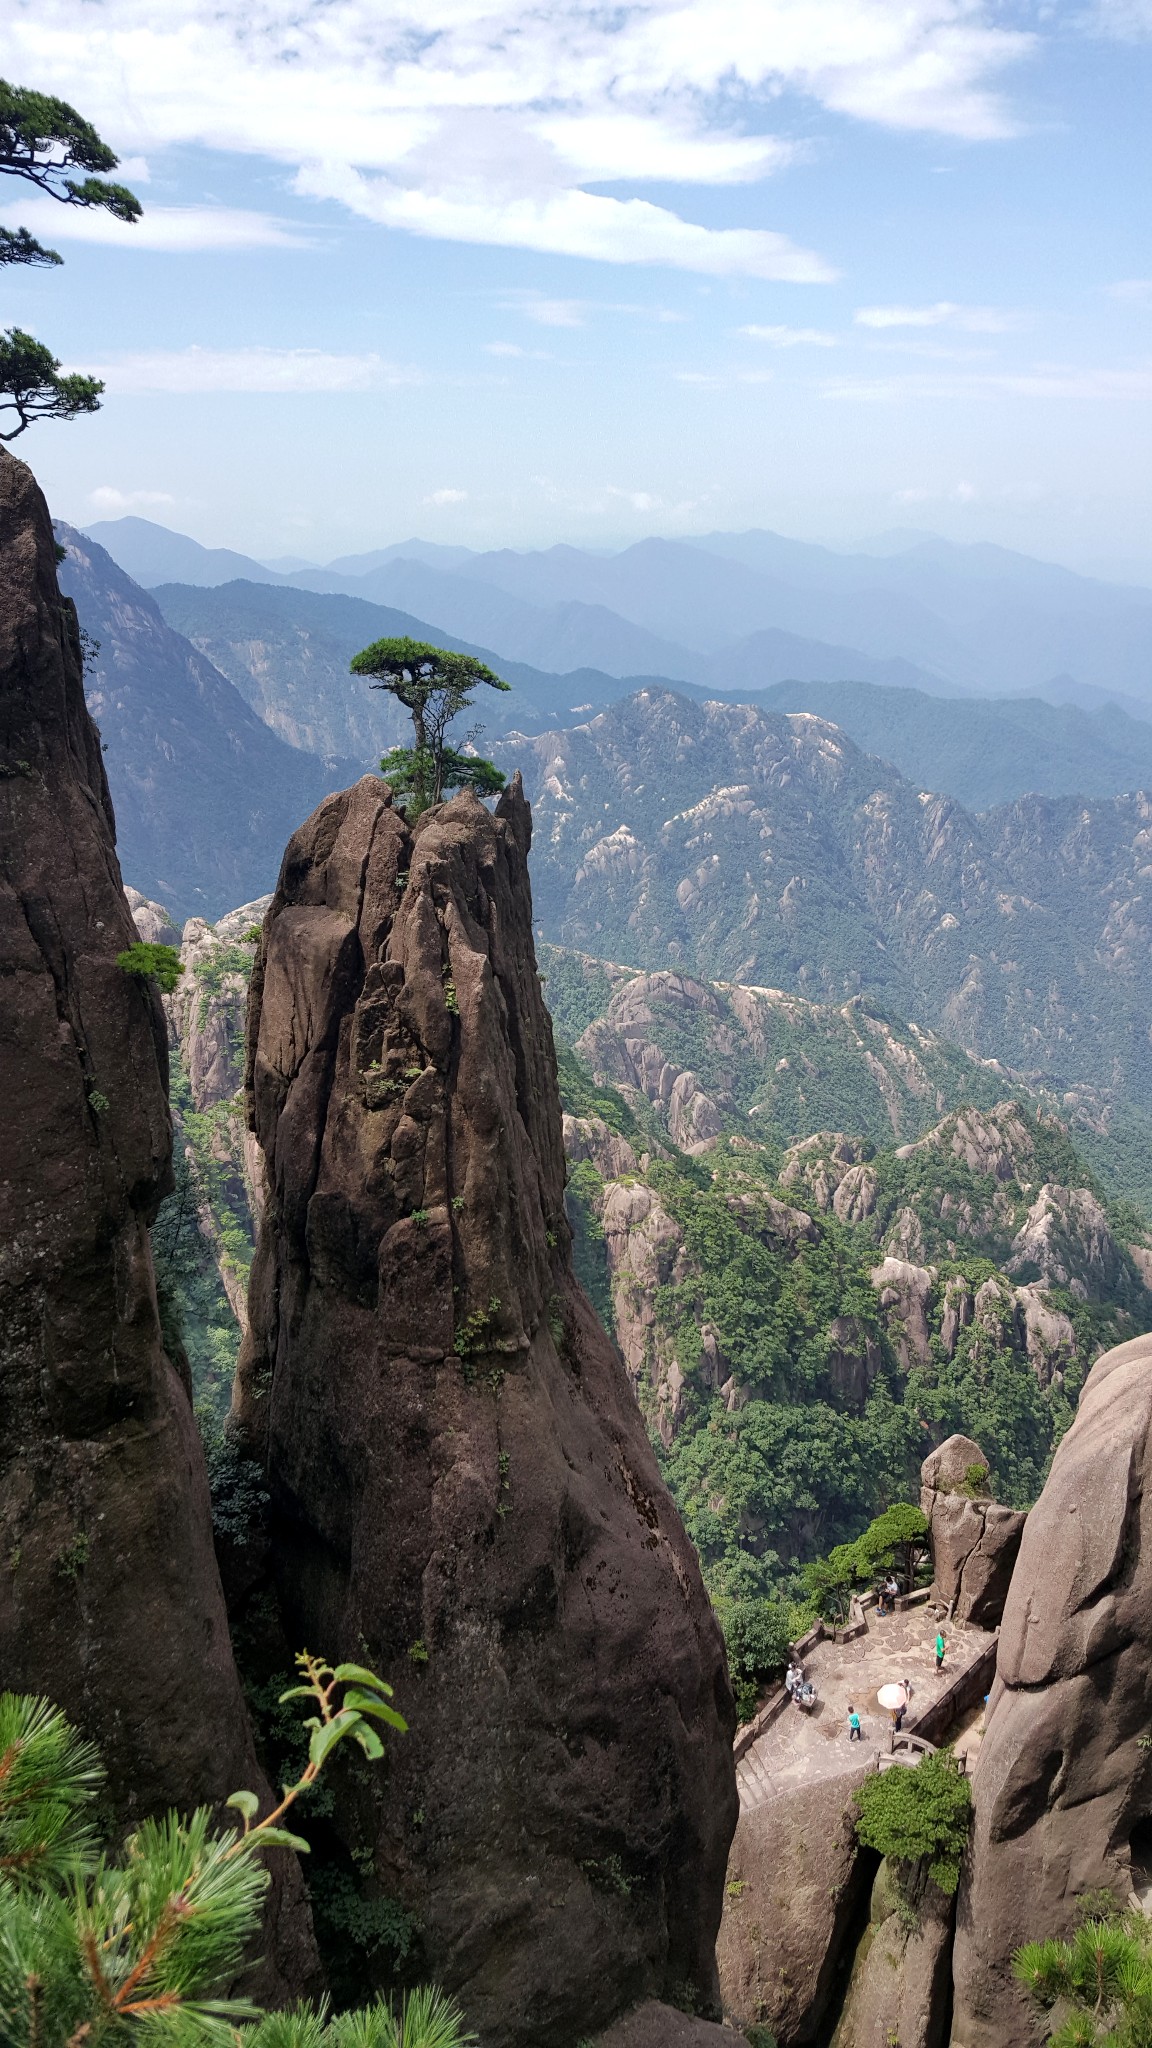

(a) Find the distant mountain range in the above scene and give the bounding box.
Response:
[153,577,1152,813]
[86,515,1152,709]
[496,689,1152,1122]
[56,528,360,919]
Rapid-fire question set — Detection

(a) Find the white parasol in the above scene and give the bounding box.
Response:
[877,1683,907,1711]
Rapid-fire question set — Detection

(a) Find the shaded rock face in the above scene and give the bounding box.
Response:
[951,1331,1152,2047]
[236,775,737,2048]
[831,1861,953,2048]
[589,2003,749,2047]
[717,1766,871,2044]
[0,451,310,1987]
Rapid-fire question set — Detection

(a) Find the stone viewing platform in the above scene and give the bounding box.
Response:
[735,1598,994,1810]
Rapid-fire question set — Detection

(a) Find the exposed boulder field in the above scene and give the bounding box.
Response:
[234,774,738,2046]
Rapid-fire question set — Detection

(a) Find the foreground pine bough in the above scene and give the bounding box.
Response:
[0,1657,475,2048]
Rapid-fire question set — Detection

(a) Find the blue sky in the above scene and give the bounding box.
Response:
[4,0,1152,573]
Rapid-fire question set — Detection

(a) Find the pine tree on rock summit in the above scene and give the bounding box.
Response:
[349,635,510,817]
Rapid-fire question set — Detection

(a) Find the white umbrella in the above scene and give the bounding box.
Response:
[877,1683,907,1711]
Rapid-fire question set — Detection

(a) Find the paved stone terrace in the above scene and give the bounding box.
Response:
[737,1607,990,1810]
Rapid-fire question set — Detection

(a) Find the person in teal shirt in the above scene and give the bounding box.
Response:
[847,1705,862,1741]
[935,1629,946,1672]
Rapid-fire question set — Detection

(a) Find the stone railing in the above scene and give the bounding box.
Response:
[907,1636,998,1748]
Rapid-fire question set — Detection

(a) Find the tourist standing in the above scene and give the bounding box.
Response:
[935,1629,946,1673]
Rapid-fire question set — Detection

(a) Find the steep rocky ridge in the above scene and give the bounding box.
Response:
[498,691,1152,1133]
[56,527,361,919]
[233,775,737,2046]
[0,450,311,1987]
[951,1327,1152,2046]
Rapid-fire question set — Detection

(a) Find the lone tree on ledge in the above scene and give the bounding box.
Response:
[350,634,510,818]
[0,80,141,437]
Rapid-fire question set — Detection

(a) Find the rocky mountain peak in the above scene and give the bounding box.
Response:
[234,771,737,2044]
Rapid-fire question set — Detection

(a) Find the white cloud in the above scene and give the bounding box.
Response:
[1110,279,1152,302]
[6,1,1037,278]
[425,487,468,504]
[76,347,423,392]
[516,298,588,328]
[88,486,176,512]
[854,300,1020,331]
[738,323,838,346]
[294,163,832,280]
[13,199,307,251]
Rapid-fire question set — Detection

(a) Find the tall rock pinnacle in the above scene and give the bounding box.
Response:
[0,448,312,1991]
[235,774,738,2046]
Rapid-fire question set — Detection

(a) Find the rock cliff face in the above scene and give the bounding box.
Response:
[920,1435,1025,1629]
[235,775,737,2047]
[951,1329,1152,2046]
[0,450,310,1986]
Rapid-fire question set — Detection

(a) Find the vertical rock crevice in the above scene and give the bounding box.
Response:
[236,773,738,2048]
[0,447,313,1994]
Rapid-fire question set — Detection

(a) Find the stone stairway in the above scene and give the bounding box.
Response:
[736,1741,775,1812]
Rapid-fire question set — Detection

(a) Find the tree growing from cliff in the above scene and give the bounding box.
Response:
[0,80,140,437]
[853,1748,972,1898]
[0,1655,476,2048]
[349,637,509,817]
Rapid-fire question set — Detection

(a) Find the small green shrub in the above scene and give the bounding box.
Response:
[854,1749,972,1896]
[115,940,184,994]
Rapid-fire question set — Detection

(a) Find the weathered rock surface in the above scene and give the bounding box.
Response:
[951,1330,1152,2046]
[590,2003,749,2047]
[236,775,737,2047]
[563,1109,641,1182]
[895,1103,1035,1182]
[717,1766,871,2043]
[831,1861,953,2048]
[0,449,310,1988]
[1007,1182,1123,1298]
[1013,1282,1077,1384]
[124,884,181,948]
[870,1257,936,1369]
[920,1434,1024,1627]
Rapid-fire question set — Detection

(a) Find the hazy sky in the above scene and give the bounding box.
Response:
[4,0,1152,572]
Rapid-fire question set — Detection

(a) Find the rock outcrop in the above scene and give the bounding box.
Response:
[830,1860,953,2048]
[920,1436,1025,1629]
[869,1257,936,1369]
[718,1767,872,2043]
[235,775,737,2047]
[1007,1182,1123,1298]
[590,2005,750,2047]
[0,449,310,1987]
[951,1330,1152,2046]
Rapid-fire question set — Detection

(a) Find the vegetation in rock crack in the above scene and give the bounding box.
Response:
[116,940,185,995]
[0,1656,475,2048]
[853,1750,973,1898]
[1014,1910,1152,2047]
[349,636,509,816]
[0,80,140,436]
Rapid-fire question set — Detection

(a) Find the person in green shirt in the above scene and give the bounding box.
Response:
[847,1704,862,1741]
[935,1629,946,1672]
